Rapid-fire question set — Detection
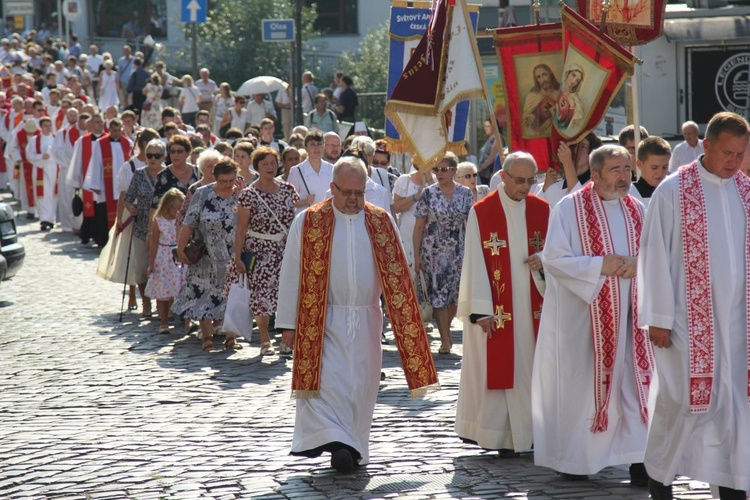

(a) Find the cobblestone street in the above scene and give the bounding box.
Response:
[0,194,715,499]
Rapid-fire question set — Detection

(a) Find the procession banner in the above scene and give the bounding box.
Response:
[493,23,563,171]
[551,5,636,148]
[385,0,484,170]
[576,0,667,46]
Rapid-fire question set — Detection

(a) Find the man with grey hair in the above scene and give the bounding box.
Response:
[668,120,703,173]
[456,149,549,457]
[532,144,653,486]
[489,151,538,191]
[276,155,438,474]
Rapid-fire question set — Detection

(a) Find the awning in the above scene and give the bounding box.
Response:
[664,15,750,42]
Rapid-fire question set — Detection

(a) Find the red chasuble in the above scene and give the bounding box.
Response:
[16,128,35,208]
[97,135,132,228]
[474,191,549,389]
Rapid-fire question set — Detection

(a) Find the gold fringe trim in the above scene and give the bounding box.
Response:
[410,383,442,399]
[385,100,441,118]
[447,141,467,156]
[292,390,321,400]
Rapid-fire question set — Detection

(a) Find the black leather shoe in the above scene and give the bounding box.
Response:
[331,448,355,474]
[718,486,747,500]
[629,462,648,487]
[498,448,520,458]
[559,472,588,481]
[648,478,673,500]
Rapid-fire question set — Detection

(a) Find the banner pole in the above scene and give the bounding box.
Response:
[631,49,642,178]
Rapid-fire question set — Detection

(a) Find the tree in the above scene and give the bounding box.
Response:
[337,22,389,129]
[184,0,319,89]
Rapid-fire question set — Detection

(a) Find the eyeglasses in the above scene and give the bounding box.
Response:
[216,177,237,185]
[236,100,246,104]
[461,173,478,179]
[432,166,456,173]
[332,182,365,198]
[146,153,163,159]
[505,173,537,185]
[372,160,389,167]
[169,149,186,154]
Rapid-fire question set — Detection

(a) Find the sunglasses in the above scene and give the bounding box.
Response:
[505,173,537,185]
[432,166,456,173]
[371,160,389,167]
[146,153,163,159]
[461,173,478,179]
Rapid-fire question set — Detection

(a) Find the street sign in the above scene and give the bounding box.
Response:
[181,0,207,24]
[62,0,83,22]
[6,1,34,16]
[262,19,295,42]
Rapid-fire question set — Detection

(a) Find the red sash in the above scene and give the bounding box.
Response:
[572,182,653,432]
[55,109,64,130]
[67,126,81,146]
[17,129,34,208]
[98,135,132,228]
[475,191,548,389]
[81,134,95,217]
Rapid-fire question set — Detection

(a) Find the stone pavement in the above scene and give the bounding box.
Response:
[0,193,715,499]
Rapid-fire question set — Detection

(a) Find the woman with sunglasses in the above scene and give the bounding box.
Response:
[151,135,201,211]
[456,161,491,202]
[124,137,168,318]
[413,152,473,354]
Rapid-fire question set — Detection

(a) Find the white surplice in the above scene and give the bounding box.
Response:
[638,164,750,491]
[82,138,128,203]
[532,194,647,475]
[53,126,82,231]
[455,188,545,452]
[276,203,385,465]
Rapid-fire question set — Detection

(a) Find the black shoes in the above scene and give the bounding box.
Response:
[40,221,53,231]
[330,448,355,474]
[629,462,649,487]
[718,486,748,500]
[559,472,588,481]
[648,478,673,500]
[498,448,520,458]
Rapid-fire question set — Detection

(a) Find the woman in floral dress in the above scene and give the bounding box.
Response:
[173,159,240,351]
[413,152,473,354]
[141,73,163,130]
[231,146,298,356]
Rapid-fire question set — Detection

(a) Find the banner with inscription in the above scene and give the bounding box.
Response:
[385,0,479,162]
[576,0,667,46]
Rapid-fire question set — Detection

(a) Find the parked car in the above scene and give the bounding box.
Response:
[0,202,24,279]
[0,252,7,283]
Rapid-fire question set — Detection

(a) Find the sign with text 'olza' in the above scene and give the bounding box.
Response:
[262,19,295,42]
[7,1,34,16]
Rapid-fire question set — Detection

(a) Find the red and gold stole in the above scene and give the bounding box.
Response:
[17,128,35,208]
[34,133,45,198]
[98,135,132,228]
[572,182,653,432]
[54,108,65,130]
[475,190,549,389]
[80,134,96,218]
[292,199,439,398]
[679,161,750,413]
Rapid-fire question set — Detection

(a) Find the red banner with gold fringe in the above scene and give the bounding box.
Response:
[577,0,667,46]
[493,23,563,171]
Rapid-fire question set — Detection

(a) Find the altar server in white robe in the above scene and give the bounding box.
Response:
[627,136,671,211]
[25,117,57,230]
[455,152,548,456]
[52,108,82,232]
[639,111,750,500]
[277,156,438,474]
[532,144,654,485]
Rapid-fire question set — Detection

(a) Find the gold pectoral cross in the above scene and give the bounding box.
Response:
[529,231,545,253]
[483,232,507,256]
[493,304,512,329]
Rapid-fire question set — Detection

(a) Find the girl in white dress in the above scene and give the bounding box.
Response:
[213,83,234,135]
[98,60,120,111]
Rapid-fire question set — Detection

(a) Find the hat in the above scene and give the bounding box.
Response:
[24,119,38,133]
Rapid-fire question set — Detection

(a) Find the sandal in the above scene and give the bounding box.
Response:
[128,300,138,310]
[158,326,170,334]
[424,323,434,332]
[260,341,275,356]
[224,335,243,350]
[438,345,451,355]
[141,301,153,318]
[202,334,213,351]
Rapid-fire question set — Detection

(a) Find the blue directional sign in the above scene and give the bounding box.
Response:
[182,0,207,23]
[262,19,295,42]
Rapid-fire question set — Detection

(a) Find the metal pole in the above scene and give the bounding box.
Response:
[290,40,297,126]
[58,0,63,38]
[191,23,198,77]
[293,0,303,125]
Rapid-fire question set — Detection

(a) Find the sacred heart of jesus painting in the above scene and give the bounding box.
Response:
[553,46,608,139]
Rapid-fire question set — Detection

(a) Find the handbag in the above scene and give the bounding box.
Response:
[223,274,253,342]
[417,271,433,322]
[161,86,171,100]
[172,235,205,265]
[72,190,83,216]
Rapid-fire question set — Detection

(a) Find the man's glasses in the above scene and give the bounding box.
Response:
[146,153,163,159]
[372,160,389,167]
[461,173,478,179]
[505,173,537,185]
[332,182,365,198]
[432,166,456,173]
[169,149,186,154]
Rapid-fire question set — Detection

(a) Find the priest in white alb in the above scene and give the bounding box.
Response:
[83,117,132,247]
[639,112,750,500]
[25,117,57,231]
[532,144,654,485]
[276,156,438,474]
[455,152,548,457]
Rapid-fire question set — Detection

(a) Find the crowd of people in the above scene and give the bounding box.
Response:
[0,32,747,500]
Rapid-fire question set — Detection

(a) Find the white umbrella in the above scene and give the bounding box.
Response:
[236,76,286,96]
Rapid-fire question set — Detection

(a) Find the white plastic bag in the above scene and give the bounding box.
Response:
[223,275,253,341]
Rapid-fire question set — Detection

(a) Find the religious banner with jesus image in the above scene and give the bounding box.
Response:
[493,23,563,171]
[552,6,636,148]
[577,0,667,46]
